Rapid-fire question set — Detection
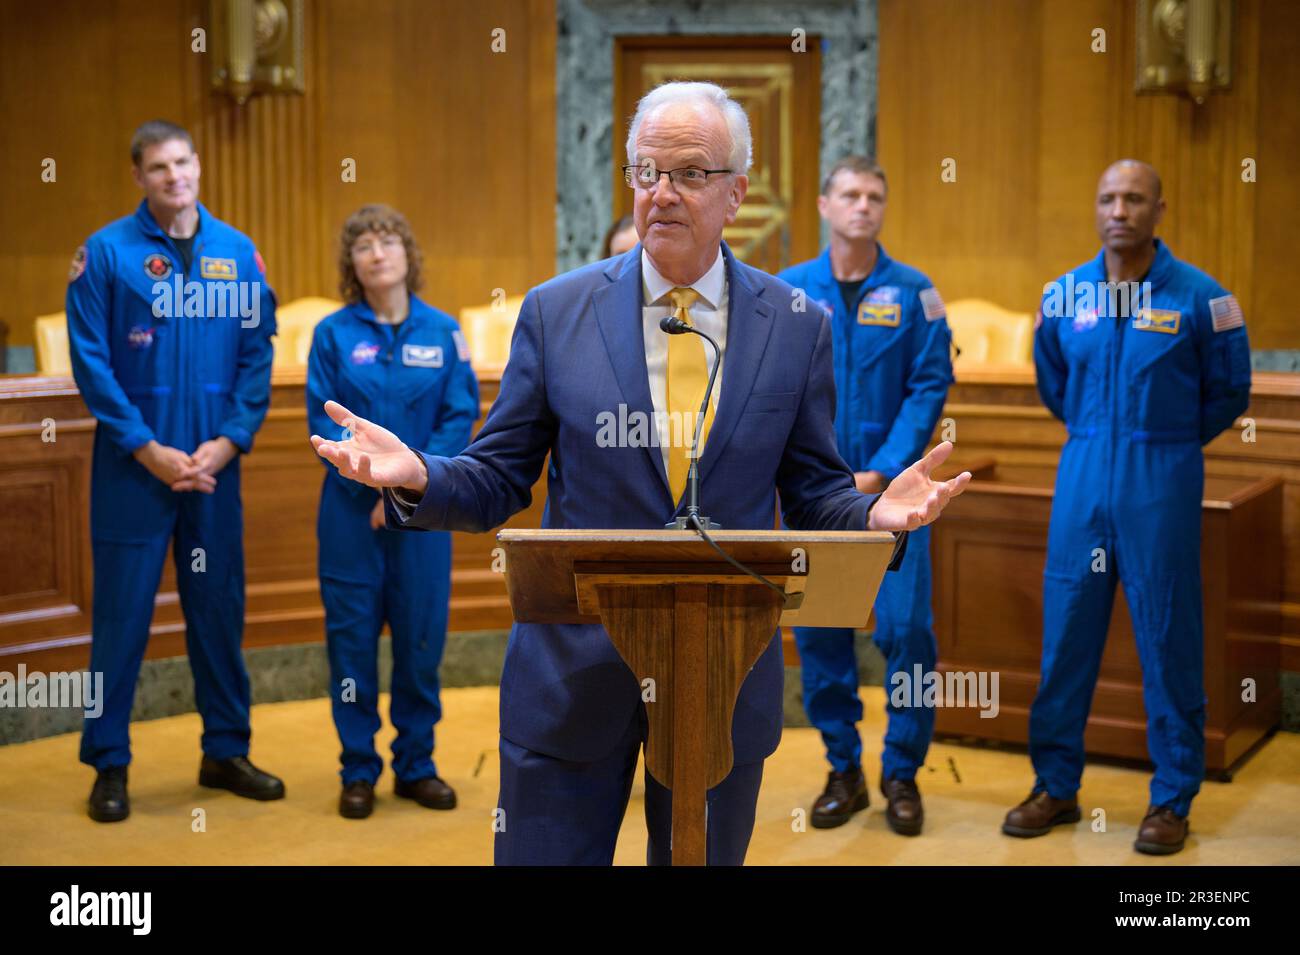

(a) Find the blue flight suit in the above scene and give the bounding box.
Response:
[1032,239,1251,816]
[67,200,277,770]
[780,246,954,780]
[306,297,479,785]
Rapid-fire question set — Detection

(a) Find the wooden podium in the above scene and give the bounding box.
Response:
[497,528,898,866]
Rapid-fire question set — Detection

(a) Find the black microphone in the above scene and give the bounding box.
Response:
[659,314,801,610]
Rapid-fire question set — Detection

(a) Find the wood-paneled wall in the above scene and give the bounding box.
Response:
[0,368,545,674]
[877,0,1300,350]
[0,0,556,347]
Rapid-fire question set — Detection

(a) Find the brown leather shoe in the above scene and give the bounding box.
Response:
[811,768,869,829]
[1001,790,1081,837]
[394,776,457,810]
[1134,805,1189,855]
[881,777,924,836]
[339,780,374,819]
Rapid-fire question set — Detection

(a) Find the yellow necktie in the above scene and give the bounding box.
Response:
[665,287,714,503]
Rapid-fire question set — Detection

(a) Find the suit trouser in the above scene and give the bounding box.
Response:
[793,524,937,779]
[494,709,764,865]
[80,477,251,770]
[320,527,451,785]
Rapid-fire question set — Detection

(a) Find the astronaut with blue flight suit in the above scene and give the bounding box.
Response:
[66,121,282,823]
[780,156,954,835]
[1002,160,1251,855]
[307,205,479,819]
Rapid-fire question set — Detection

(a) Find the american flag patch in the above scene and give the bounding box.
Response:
[452,329,472,361]
[919,287,946,321]
[1209,294,1244,333]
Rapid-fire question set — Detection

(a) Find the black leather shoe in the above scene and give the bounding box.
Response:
[394,776,456,810]
[881,777,924,836]
[339,780,375,819]
[89,766,129,823]
[810,768,869,829]
[198,755,285,800]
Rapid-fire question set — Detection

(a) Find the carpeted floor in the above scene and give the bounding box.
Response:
[1,686,1296,866]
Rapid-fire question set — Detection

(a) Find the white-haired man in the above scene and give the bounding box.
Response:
[311,82,969,865]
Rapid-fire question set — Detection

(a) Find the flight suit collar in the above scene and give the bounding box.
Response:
[1088,237,1176,288]
[813,242,895,298]
[132,199,209,242]
[347,294,428,330]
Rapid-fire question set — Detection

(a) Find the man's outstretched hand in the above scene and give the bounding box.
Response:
[866,441,970,532]
[310,400,428,493]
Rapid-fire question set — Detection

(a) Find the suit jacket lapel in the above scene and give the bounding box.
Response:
[591,247,673,499]
[697,244,775,487]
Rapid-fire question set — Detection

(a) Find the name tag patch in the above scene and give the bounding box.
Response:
[857,302,901,327]
[1132,308,1181,335]
[402,344,443,367]
[200,257,238,280]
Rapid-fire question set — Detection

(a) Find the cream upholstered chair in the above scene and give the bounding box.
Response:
[273,296,343,368]
[34,311,72,376]
[35,298,342,376]
[945,298,1035,370]
[458,295,525,368]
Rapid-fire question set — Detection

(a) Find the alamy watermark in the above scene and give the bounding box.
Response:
[890,664,1000,719]
[0,665,104,718]
[50,885,151,935]
[595,404,705,453]
[1042,276,1153,321]
[151,276,263,327]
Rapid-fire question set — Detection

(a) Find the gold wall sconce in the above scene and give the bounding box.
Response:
[209,0,305,105]
[1136,0,1233,104]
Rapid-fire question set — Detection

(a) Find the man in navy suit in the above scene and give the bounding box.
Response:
[312,81,970,865]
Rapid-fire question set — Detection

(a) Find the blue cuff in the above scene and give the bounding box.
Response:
[218,424,253,454]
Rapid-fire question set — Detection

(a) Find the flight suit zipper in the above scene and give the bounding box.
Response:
[1106,297,1124,546]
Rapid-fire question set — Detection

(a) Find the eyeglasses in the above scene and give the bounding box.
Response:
[351,233,404,257]
[623,163,733,191]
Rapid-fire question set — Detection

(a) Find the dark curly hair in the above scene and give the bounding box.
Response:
[338,204,424,304]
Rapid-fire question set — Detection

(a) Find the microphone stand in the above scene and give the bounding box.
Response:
[661,316,721,531]
[659,315,801,610]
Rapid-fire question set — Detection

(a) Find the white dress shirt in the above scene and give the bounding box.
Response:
[640,247,729,477]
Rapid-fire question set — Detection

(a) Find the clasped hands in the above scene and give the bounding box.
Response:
[133,436,238,493]
[309,399,971,532]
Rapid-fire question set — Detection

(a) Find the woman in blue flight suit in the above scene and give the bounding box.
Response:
[307,205,479,819]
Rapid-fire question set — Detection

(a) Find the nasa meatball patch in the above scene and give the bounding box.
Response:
[350,341,380,365]
[127,325,155,350]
